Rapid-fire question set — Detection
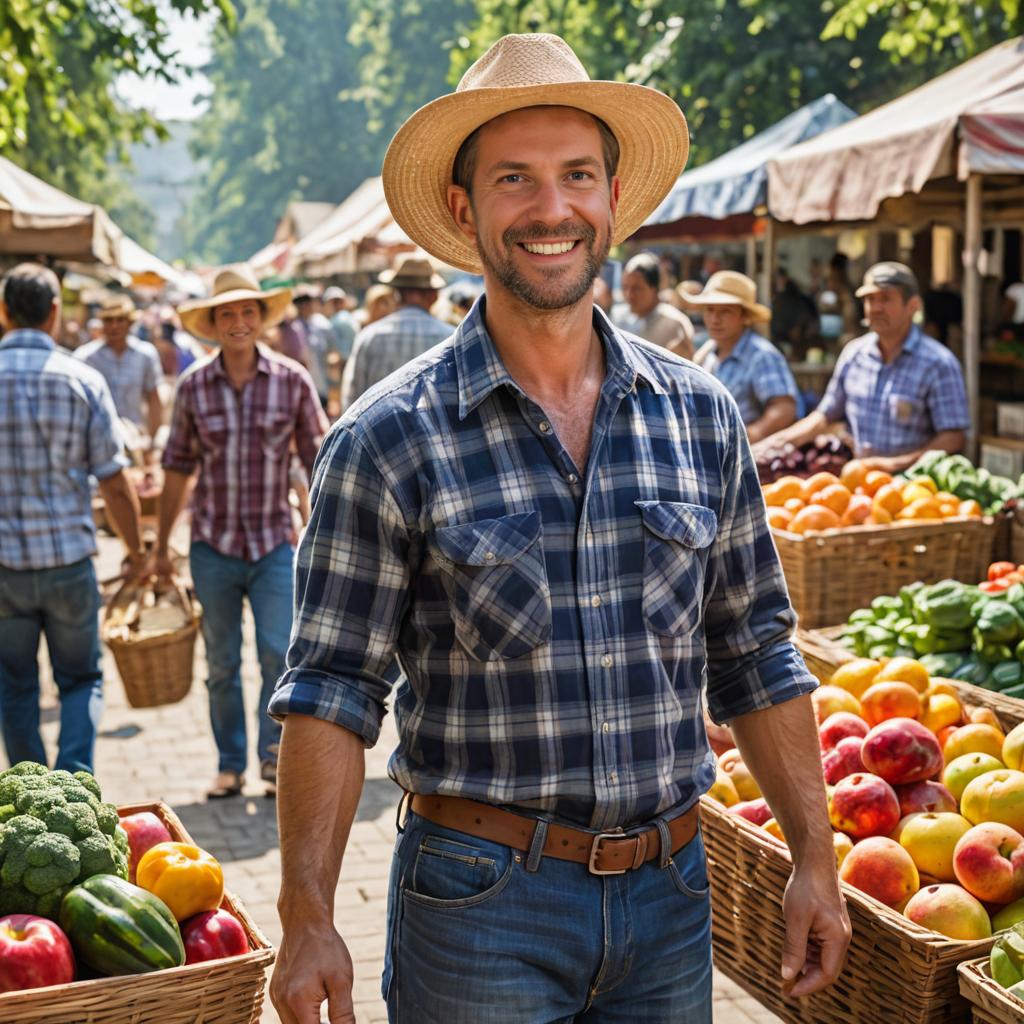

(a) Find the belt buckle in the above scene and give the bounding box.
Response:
[588,830,630,876]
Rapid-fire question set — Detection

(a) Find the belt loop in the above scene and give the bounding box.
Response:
[654,817,673,869]
[395,791,412,835]
[525,818,549,873]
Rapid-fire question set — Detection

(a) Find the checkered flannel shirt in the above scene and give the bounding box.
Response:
[271,302,816,829]
[75,336,162,426]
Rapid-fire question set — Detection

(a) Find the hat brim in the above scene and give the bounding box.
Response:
[686,289,771,322]
[383,82,689,274]
[177,287,292,343]
[379,269,447,289]
[98,308,138,322]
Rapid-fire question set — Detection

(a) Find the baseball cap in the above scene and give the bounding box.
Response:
[855,261,919,298]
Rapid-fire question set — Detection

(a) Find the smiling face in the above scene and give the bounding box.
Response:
[448,106,619,312]
[211,298,264,356]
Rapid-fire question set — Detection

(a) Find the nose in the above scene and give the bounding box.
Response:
[526,177,576,229]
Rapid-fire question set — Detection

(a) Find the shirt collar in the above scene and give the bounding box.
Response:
[454,298,666,421]
[867,323,921,361]
[210,343,273,380]
[709,329,754,364]
[0,328,56,352]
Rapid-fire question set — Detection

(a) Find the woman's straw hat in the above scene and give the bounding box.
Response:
[178,265,291,343]
[684,270,771,322]
[383,33,689,274]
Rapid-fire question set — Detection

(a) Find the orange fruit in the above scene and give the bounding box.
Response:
[763,482,786,507]
[802,472,840,502]
[901,482,936,505]
[773,476,805,503]
[897,497,943,521]
[789,504,842,535]
[817,483,852,517]
[784,497,805,514]
[860,681,922,726]
[767,507,793,530]
[939,502,959,518]
[959,500,983,518]
[873,483,905,516]
[870,507,893,525]
[840,459,869,492]
[863,470,894,497]
[841,494,873,527]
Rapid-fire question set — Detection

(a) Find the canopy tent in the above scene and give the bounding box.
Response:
[959,84,1024,175]
[117,236,204,295]
[0,156,122,265]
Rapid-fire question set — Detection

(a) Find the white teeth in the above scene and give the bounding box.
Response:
[523,241,576,255]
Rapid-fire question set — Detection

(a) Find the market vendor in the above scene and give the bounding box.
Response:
[754,262,969,472]
[689,270,800,442]
[613,251,695,358]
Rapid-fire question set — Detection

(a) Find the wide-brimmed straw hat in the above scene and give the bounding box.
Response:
[379,255,446,290]
[97,295,138,321]
[685,270,771,322]
[178,265,291,343]
[383,33,689,274]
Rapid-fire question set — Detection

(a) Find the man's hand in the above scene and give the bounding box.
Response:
[148,549,177,584]
[121,549,148,581]
[271,924,355,1024]
[780,859,851,998]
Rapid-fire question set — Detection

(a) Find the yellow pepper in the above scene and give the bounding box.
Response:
[136,842,224,922]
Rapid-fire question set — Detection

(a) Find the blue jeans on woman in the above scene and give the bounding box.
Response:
[0,558,103,774]
[382,810,713,1023]
[189,541,293,775]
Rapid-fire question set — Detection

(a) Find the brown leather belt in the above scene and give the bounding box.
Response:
[408,793,699,875]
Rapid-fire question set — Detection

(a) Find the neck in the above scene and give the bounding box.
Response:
[713,328,745,358]
[105,336,128,353]
[221,343,258,381]
[402,297,432,313]
[633,298,658,319]
[876,323,913,362]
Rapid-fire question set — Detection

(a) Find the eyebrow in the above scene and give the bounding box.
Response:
[487,156,602,174]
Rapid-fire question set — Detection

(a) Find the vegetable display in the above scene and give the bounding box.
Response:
[756,435,853,485]
[136,842,225,922]
[903,450,1023,515]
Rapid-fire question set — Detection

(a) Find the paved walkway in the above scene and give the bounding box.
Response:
[29,536,778,1024]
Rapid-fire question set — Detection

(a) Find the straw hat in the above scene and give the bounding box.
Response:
[178,265,291,343]
[382,33,689,274]
[379,255,446,290]
[685,270,771,321]
[97,295,138,321]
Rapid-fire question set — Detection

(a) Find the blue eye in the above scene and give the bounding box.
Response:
[501,174,522,184]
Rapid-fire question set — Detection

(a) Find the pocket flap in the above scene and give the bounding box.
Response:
[434,511,541,566]
[636,500,718,549]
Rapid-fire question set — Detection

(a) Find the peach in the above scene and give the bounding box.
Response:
[829,772,901,839]
[861,718,944,786]
[860,681,921,726]
[942,753,1004,804]
[993,897,1024,932]
[707,769,739,807]
[812,685,863,724]
[961,769,1024,832]
[763,818,785,842]
[718,749,762,801]
[875,656,931,694]
[727,799,772,826]
[890,813,922,843]
[943,724,1007,765]
[819,712,870,753]
[953,822,1024,904]
[968,706,1003,730]
[903,884,992,940]
[895,780,957,817]
[920,693,963,734]
[830,659,883,700]
[839,836,919,907]
[899,812,973,881]
[1003,721,1024,771]
[834,832,854,870]
[823,736,867,785]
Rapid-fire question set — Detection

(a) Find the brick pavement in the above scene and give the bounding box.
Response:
[28,535,779,1024]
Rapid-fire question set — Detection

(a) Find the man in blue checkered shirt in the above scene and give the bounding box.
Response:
[269,34,849,1024]
[756,261,969,472]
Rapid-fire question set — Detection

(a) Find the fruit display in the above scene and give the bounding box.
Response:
[762,462,983,534]
[903,450,1023,516]
[0,914,75,993]
[989,922,1024,1001]
[707,654,1024,942]
[756,435,853,485]
[842,575,1024,695]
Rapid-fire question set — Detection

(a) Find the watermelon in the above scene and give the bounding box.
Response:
[59,874,184,975]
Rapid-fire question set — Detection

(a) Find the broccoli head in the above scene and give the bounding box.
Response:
[0,763,128,918]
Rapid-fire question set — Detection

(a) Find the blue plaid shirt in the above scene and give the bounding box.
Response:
[271,302,815,829]
[817,325,970,457]
[0,330,127,571]
[699,330,800,426]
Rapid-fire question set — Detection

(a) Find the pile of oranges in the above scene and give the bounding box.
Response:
[763,460,984,534]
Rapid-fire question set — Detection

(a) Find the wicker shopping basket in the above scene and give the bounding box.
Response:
[774,516,996,629]
[958,957,1024,1024]
[0,801,274,1024]
[102,579,201,708]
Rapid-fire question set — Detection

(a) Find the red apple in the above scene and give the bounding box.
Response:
[862,718,944,786]
[823,736,866,784]
[0,915,74,993]
[895,780,957,818]
[119,811,173,883]
[726,798,772,827]
[181,909,249,965]
[953,822,1024,904]
[819,712,870,753]
[829,772,901,839]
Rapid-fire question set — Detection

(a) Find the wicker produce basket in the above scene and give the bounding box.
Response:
[102,579,200,709]
[958,956,1024,1024]
[0,801,274,1024]
[774,516,995,629]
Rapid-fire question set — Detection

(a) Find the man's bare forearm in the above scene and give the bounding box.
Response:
[97,470,143,558]
[277,715,366,929]
[155,468,194,555]
[730,695,834,870]
[748,397,798,444]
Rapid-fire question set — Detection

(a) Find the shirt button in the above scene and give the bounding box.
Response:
[567,473,578,484]
[601,721,610,734]
[601,654,613,668]
[591,595,602,608]
[609,771,618,782]
[484,552,496,563]
[538,420,551,433]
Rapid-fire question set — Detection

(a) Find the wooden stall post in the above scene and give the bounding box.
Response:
[963,173,983,458]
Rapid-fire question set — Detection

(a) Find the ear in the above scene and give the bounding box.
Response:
[447,185,476,244]
[0,302,10,333]
[609,175,621,218]
[907,294,923,316]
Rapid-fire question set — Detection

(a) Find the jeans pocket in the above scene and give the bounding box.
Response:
[635,500,718,637]
[430,511,552,661]
[668,830,710,901]
[403,832,514,910]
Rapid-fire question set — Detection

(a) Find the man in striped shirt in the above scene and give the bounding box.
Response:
[155,266,328,800]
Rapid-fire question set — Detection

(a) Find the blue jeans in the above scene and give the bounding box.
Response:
[0,558,103,774]
[383,811,712,1023]
[189,542,293,774]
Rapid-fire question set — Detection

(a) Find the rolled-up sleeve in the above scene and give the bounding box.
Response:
[269,425,412,746]
[703,398,817,723]
[815,355,849,423]
[161,380,199,474]
[86,378,129,480]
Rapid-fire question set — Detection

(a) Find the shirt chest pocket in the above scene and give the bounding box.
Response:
[636,500,718,637]
[195,413,229,457]
[430,511,552,662]
[261,413,294,456]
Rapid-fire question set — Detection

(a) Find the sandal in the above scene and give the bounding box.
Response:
[260,760,277,798]
[207,770,244,800]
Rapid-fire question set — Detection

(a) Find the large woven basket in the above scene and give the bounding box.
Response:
[774,516,995,628]
[0,801,274,1023]
[102,581,200,709]
[958,957,1024,1024]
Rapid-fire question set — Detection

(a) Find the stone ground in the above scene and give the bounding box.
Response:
[30,534,779,1024]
